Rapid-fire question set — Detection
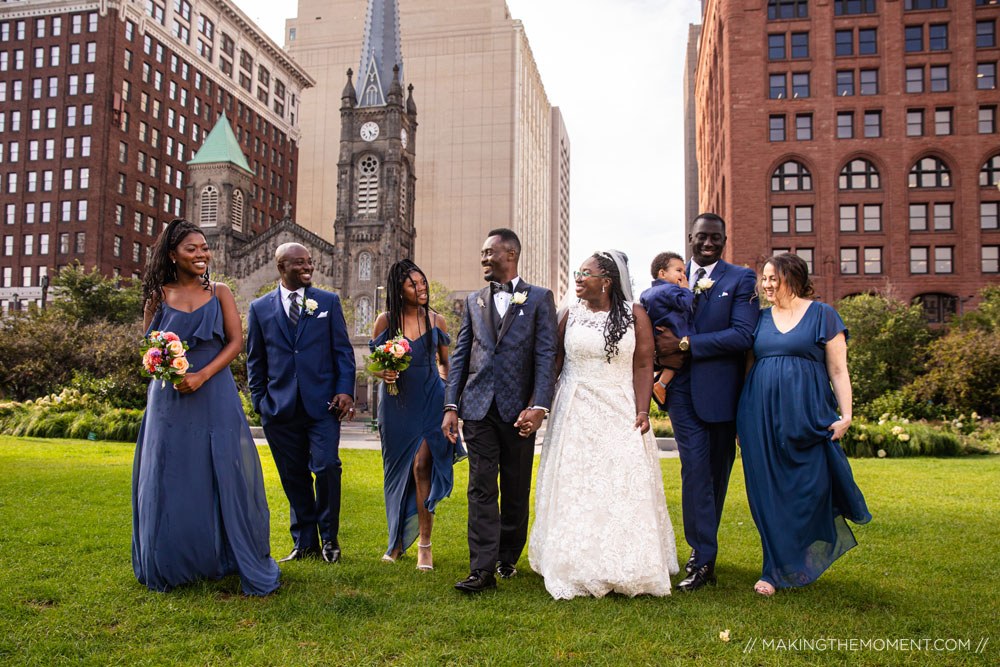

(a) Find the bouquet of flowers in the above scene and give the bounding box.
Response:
[141,330,190,388]
[367,333,412,396]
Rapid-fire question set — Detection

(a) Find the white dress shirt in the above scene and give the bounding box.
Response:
[278,283,306,318]
[689,261,718,286]
[493,275,522,318]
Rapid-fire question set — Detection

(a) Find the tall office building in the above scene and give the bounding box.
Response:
[694,0,1000,320]
[285,0,570,293]
[0,0,312,310]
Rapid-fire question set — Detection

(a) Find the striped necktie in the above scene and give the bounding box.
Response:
[288,292,300,327]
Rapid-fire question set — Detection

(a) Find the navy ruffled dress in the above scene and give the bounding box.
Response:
[132,294,280,595]
[736,301,871,588]
[639,280,695,339]
[370,327,466,557]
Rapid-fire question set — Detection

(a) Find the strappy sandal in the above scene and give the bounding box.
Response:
[753,580,775,597]
[416,542,433,571]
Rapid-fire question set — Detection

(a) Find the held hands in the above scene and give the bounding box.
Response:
[441,410,459,444]
[514,408,545,439]
[634,412,651,435]
[329,393,355,422]
[173,371,206,394]
[828,417,852,441]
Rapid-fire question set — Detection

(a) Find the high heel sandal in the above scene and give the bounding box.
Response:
[381,554,396,563]
[416,542,433,571]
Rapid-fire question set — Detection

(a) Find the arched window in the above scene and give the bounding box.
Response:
[913,292,957,325]
[200,185,218,227]
[909,156,951,188]
[357,155,379,216]
[364,85,379,106]
[399,164,408,219]
[358,251,372,281]
[355,296,372,336]
[231,189,244,233]
[981,154,1000,188]
[768,0,808,20]
[839,159,880,190]
[771,160,812,191]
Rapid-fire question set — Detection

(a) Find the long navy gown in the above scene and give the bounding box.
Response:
[736,301,871,588]
[370,327,466,557]
[132,293,280,595]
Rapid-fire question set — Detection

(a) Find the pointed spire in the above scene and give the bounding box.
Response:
[387,64,403,105]
[341,68,357,106]
[188,115,251,172]
[406,83,417,116]
[355,0,403,108]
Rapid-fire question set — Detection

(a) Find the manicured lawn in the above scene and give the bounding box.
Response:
[0,436,997,665]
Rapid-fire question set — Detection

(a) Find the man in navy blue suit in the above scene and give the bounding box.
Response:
[655,214,759,591]
[443,228,559,593]
[247,243,356,564]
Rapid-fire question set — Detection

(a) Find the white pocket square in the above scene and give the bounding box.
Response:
[318,311,329,318]
[720,292,730,297]
[518,310,524,316]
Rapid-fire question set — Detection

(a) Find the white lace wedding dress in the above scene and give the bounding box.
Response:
[528,303,679,599]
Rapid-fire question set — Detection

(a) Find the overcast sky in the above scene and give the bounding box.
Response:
[239,0,704,293]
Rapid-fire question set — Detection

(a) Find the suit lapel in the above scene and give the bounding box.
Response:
[271,289,294,345]
[473,286,497,346]
[294,288,310,341]
[694,261,727,320]
[496,284,530,346]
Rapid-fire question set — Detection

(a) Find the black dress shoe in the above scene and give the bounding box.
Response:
[677,563,717,592]
[277,546,319,562]
[321,540,341,563]
[496,561,517,579]
[685,550,698,575]
[454,570,497,594]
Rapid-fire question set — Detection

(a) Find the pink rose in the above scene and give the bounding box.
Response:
[390,344,406,359]
[170,357,189,374]
[166,340,185,356]
[400,339,411,353]
[163,332,180,342]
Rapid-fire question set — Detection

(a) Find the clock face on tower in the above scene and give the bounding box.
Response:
[401,127,408,149]
[360,122,379,142]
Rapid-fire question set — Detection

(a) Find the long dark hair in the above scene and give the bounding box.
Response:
[142,219,210,312]
[592,251,635,363]
[384,259,435,365]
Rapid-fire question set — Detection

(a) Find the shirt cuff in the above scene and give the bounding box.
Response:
[443,404,458,412]
[528,405,550,415]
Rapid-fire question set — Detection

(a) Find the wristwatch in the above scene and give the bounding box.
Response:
[679,336,690,352]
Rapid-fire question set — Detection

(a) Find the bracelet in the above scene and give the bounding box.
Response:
[637,411,649,417]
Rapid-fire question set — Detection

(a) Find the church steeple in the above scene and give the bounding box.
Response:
[355,0,403,107]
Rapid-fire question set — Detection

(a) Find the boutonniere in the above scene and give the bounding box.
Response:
[303,298,319,315]
[477,296,486,308]
[693,278,715,295]
[511,291,528,306]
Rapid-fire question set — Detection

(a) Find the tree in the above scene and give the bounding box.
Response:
[835,294,934,406]
[49,263,143,325]
[428,281,463,345]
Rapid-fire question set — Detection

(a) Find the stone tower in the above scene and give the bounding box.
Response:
[186,116,255,275]
[333,0,417,342]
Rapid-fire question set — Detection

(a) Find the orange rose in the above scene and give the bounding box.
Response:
[170,357,189,374]
[166,340,185,356]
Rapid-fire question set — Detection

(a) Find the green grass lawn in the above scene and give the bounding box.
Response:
[0,437,997,666]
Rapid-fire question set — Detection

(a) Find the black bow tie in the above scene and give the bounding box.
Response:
[491,281,514,294]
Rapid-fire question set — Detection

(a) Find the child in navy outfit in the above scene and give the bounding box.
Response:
[639,252,694,407]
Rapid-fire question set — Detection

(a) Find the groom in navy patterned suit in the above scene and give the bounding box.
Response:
[443,228,559,593]
[655,213,759,591]
[247,243,356,564]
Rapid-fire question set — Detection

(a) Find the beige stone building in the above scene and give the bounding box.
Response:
[285,0,569,293]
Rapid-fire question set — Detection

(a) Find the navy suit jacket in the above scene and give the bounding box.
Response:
[445,282,559,423]
[246,287,356,422]
[684,260,759,423]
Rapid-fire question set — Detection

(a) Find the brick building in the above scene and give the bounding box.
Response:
[694,0,1000,320]
[0,0,312,310]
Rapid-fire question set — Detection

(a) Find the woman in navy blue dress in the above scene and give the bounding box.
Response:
[133,220,280,595]
[736,254,870,596]
[369,260,465,570]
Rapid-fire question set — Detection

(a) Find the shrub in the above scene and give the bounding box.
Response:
[838,418,964,458]
[908,327,1000,418]
[858,388,957,422]
[49,263,142,325]
[0,389,143,442]
[651,418,673,438]
[836,294,934,406]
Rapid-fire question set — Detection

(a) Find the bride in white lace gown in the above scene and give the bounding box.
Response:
[529,251,679,600]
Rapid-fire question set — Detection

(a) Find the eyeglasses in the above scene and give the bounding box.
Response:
[574,270,607,280]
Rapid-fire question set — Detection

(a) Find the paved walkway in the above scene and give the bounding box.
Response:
[251,423,679,458]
